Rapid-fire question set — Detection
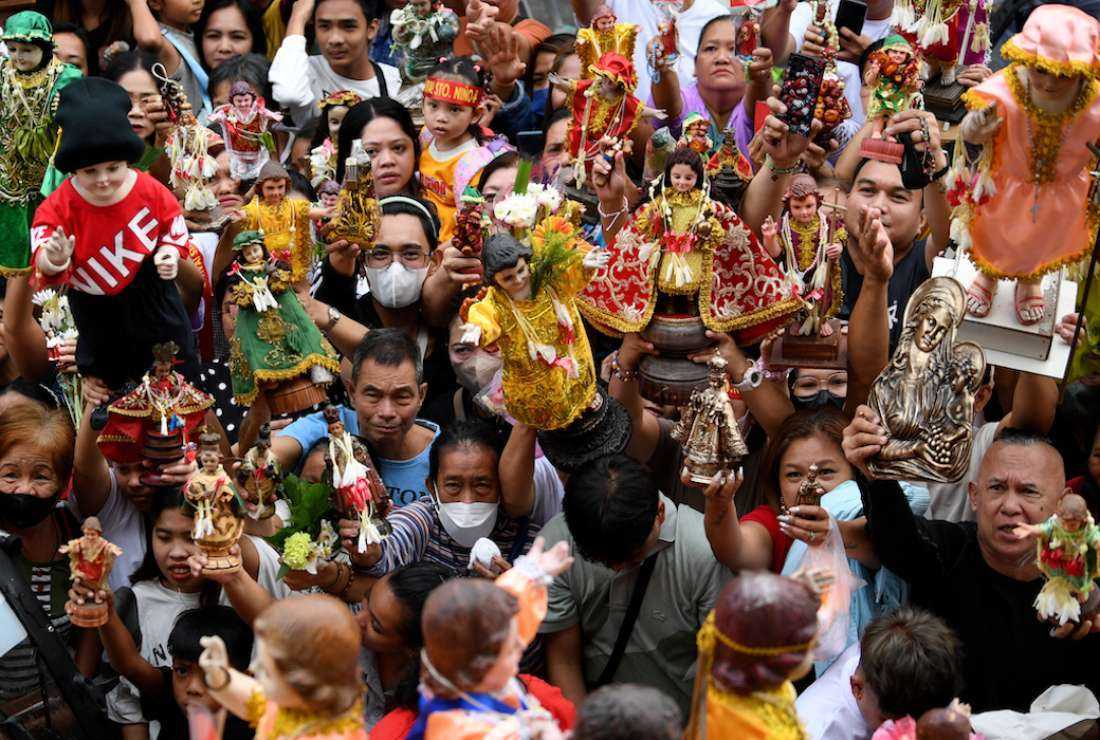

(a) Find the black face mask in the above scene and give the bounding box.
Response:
[792,390,845,411]
[0,492,59,530]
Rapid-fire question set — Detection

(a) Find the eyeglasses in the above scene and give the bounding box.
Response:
[792,373,848,397]
[365,248,429,269]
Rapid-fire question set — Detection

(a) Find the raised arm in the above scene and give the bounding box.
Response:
[762,0,799,63]
[882,110,950,267]
[648,37,683,122]
[843,206,893,416]
[499,422,536,519]
[610,333,661,463]
[741,95,819,235]
[696,468,775,573]
[570,0,603,27]
[2,275,50,381]
[999,369,1058,435]
[126,0,179,73]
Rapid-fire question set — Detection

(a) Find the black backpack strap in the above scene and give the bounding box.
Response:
[371,61,389,99]
[594,552,658,687]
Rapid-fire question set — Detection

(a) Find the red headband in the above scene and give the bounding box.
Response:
[424,77,482,107]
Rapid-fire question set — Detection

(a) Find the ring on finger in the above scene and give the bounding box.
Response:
[809,531,817,543]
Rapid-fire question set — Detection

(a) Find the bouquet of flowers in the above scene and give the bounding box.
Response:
[31,289,82,426]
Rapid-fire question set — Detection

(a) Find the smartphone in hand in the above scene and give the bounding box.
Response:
[778,53,826,138]
[834,0,868,37]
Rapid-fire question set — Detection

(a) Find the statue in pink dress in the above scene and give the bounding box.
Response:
[950,6,1100,326]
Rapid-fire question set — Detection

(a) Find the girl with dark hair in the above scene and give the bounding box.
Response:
[686,571,819,736]
[335,97,421,196]
[357,561,455,729]
[94,488,286,730]
[193,0,266,71]
[309,89,363,187]
[419,56,496,242]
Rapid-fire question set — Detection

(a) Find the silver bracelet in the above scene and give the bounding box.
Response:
[597,196,628,220]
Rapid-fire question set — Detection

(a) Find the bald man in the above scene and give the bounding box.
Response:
[843,418,1100,712]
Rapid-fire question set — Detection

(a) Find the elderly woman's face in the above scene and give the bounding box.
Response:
[914,305,951,352]
[0,443,61,497]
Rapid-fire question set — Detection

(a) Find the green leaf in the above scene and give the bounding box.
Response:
[266,474,335,551]
[276,562,290,581]
[513,159,532,196]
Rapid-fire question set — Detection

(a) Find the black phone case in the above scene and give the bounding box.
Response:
[778,54,826,138]
[834,0,868,37]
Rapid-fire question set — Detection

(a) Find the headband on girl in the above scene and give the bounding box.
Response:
[380,195,439,240]
[424,76,482,108]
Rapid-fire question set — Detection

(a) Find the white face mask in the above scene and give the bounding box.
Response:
[454,349,503,393]
[434,494,499,548]
[366,262,428,309]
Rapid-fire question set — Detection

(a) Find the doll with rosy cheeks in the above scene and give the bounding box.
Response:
[208,81,283,181]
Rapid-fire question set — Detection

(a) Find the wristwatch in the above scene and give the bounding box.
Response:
[732,364,764,393]
[324,306,342,333]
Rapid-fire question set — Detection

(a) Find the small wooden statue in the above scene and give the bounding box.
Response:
[685,571,819,738]
[761,174,846,339]
[236,422,281,521]
[61,517,122,627]
[866,277,986,483]
[1015,493,1100,626]
[861,35,922,163]
[672,355,748,484]
[96,342,214,482]
[413,539,573,738]
[226,231,340,415]
[207,81,282,181]
[323,140,382,249]
[323,405,391,552]
[796,464,825,507]
[154,64,221,215]
[185,429,244,574]
[198,594,367,739]
[241,161,330,283]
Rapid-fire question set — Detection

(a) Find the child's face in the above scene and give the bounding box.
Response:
[7,41,44,72]
[74,161,130,204]
[153,508,203,592]
[151,0,204,28]
[886,49,908,65]
[327,105,349,141]
[242,242,265,263]
[320,191,339,208]
[669,163,698,193]
[597,76,623,100]
[423,94,474,146]
[172,657,220,713]
[411,0,432,15]
[261,178,286,204]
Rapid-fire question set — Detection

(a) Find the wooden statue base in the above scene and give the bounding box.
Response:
[266,377,328,416]
[766,319,847,370]
[638,314,713,406]
[924,74,967,124]
[199,548,242,575]
[66,600,108,628]
[932,257,1076,378]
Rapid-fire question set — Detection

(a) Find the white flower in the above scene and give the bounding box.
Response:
[31,290,57,307]
[494,193,539,228]
[532,184,563,213]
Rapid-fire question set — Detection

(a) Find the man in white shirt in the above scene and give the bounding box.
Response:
[570,0,731,102]
[270,0,403,127]
[797,608,964,739]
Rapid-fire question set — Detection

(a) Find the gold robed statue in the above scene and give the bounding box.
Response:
[185,429,245,573]
[867,276,986,483]
[61,516,122,627]
[672,356,748,484]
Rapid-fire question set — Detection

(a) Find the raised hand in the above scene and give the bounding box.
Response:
[42,229,76,272]
[154,246,180,279]
[841,405,887,479]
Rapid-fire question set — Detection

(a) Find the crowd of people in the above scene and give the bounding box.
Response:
[1,0,1100,736]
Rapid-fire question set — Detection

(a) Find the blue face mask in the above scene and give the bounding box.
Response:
[531,87,550,118]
